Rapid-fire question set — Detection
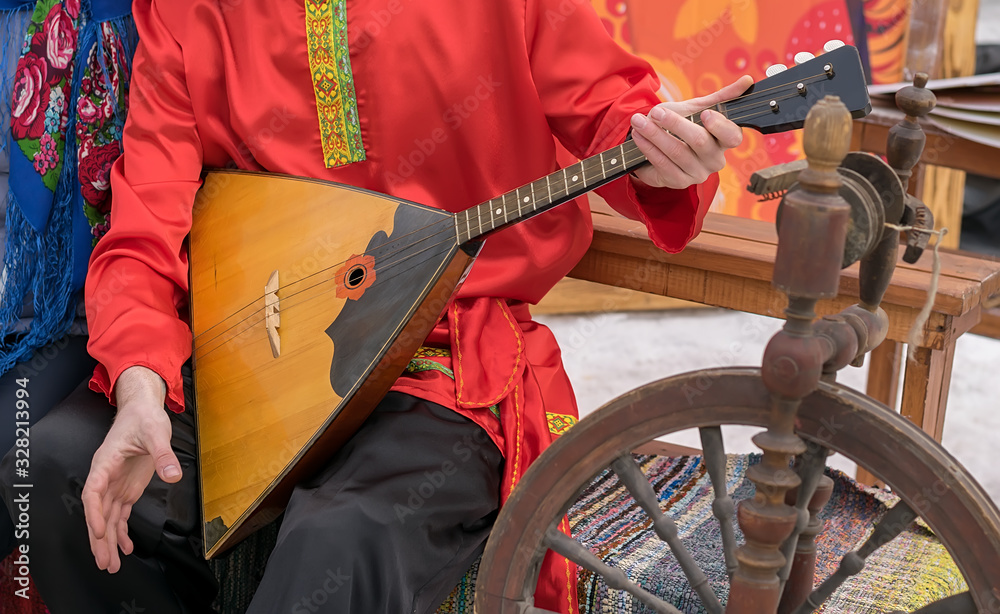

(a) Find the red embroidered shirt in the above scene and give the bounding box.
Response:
[85,1,718,610]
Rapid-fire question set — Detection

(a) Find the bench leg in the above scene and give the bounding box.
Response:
[900,343,957,442]
[857,340,903,486]
[866,340,903,409]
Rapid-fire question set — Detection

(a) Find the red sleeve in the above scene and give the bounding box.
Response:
[85,1,202,412]
[524,0,717,252]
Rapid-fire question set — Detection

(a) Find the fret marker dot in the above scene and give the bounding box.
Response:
[523,197,530,203]
[572,175,579,181]
[495,208,502,215]
[610,158,617,164]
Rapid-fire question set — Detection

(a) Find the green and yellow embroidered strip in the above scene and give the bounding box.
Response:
[406,350,501,420]
[304,0,365,168]
[546,413,577,436]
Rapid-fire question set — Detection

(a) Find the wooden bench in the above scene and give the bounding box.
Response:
[560,212,1000,483]
[851,107,1000,182]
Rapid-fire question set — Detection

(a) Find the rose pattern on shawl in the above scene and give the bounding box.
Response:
[77,95,100,123]
[78,32,132,244]
[90,215,111,239]
[28,32,46,56]
[12,0,129,239]
[79,143,119,210]
[106,24,124,100]
[12,0,80,192]
[11,54,50,141]
[43,5,77,81]
[80,72,94,96]
[101,90,115,120]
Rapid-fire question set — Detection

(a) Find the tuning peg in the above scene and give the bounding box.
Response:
[823,39,845,53]
[793,51,816,65]
[765,63,788,78]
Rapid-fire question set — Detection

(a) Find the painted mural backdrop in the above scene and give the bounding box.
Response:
[590,0,910,220]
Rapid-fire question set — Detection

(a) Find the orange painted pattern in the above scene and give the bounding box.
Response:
[592,0,905,220]
[862,0,908,84]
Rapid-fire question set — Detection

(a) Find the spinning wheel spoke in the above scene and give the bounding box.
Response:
[610,455,725,614]
[907,591,976,614]
[699,426,740,579]
[544,526,683,614]
[792,501,918,614]
[778,441,831,592]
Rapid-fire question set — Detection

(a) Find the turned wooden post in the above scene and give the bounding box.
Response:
[887,73,935,192]
[890,75,937,266]
[855,73,937,484]
[777,476,834,614]
[726,96,853,614]
[856,75,934,311]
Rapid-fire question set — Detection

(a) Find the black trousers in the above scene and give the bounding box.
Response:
[0,334,96,556]
[1,368,216,614]
[0,370,502,614]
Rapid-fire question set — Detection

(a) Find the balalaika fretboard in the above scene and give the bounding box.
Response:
[457,103,725,243]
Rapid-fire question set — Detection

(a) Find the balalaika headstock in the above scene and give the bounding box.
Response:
[454,42,874,244]
[728,43,871,134]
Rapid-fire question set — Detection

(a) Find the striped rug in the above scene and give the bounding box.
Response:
[435,454,965,614]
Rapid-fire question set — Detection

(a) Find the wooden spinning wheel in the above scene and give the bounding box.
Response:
[473,370,1000,613]
[473,85,1000,613]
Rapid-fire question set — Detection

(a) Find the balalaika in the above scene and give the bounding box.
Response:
[190,44,872,556]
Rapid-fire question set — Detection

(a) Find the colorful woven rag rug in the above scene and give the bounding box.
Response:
[435,454,965,614]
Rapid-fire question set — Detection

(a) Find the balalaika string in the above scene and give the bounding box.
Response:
[193,69,837,354]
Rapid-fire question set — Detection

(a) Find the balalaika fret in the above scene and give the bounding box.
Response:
[191,44,871,557]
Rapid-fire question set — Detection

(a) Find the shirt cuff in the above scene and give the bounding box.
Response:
[624,171,718,253]
[89,361,186,413]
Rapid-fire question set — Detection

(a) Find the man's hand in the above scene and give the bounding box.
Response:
[82,365,180,573]
[629,75,754,190]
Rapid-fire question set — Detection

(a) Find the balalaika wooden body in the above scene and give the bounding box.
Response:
[190,174,479,556]
[191,44,872,557]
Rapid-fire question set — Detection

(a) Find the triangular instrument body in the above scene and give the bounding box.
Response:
[190,171,474,556]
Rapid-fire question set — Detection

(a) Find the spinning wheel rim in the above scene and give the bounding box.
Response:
[474,367,1000,613]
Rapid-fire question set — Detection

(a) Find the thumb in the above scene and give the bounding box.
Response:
[687,75,755,111]
[148,431,182,483]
